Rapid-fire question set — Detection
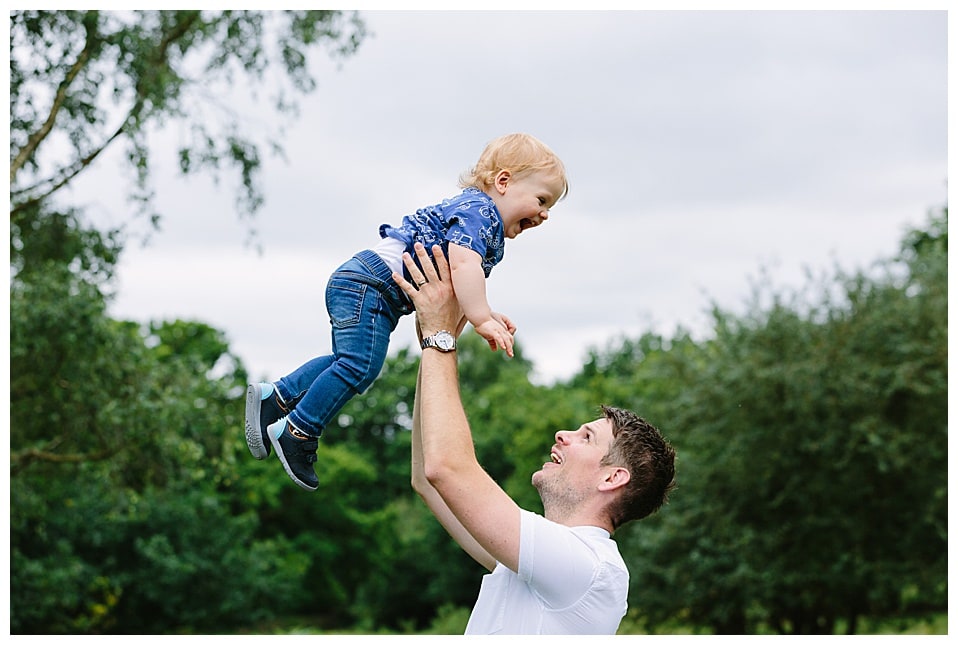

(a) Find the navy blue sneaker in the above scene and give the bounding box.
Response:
[268,419,319,491]
[245,383,287,459]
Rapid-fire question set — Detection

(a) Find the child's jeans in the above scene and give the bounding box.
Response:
[275,250,414,437]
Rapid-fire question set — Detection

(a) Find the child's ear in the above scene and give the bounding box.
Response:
[494,170,511,195]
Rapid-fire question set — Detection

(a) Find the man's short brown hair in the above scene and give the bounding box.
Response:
[600,406,676,530]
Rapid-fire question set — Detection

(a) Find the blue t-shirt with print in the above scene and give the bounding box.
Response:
[379,187,504,278]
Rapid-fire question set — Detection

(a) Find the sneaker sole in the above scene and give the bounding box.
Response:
[269,423,319,492]
[245,384,270,460]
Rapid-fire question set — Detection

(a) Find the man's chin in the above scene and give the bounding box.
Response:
[531,469,549,490]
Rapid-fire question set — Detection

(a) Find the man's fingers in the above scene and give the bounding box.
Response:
[392,270,414,295]
[399,251,426,288]
[395,243,452,291]
[429,244,450,281]
[413,243,439,283]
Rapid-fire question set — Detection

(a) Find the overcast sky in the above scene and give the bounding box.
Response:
[71,9,948,385]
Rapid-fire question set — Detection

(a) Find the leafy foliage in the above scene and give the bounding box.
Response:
[9,206,948,634]
[615,208,948,634]
[9,9,366,237]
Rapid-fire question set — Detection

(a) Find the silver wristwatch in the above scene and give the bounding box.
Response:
[421,330,456,352]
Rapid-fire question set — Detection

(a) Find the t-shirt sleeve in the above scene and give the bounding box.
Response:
[517,510,601,610]
[443,195,501,268]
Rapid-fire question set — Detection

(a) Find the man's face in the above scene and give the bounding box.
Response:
[532,418,616,502]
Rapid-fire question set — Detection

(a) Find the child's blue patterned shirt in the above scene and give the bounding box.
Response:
[379,187,505,277]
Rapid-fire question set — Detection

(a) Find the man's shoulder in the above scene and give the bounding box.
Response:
[522,510,614,545]
[523,510,625,564]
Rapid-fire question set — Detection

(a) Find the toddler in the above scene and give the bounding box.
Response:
[245,133,568,490]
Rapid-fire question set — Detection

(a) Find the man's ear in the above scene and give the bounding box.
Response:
[598,467,630,492]
[494,170,511,195]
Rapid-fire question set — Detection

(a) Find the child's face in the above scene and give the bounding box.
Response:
[491,170,564,239]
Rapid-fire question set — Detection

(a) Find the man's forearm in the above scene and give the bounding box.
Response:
[419,348,477,485]
[412,361,496,571]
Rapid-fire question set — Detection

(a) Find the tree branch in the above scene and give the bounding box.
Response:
[10,121,129,219]
[10,438,117,476]
[10,11,205,219]
[9,14,98,184]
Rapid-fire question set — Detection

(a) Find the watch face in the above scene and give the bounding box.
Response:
[423,331,456,351]
[435,332,455,350]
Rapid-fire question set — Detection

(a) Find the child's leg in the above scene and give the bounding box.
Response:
[286,278,394,437]
[264,251,408,491]
[274,355,336,409]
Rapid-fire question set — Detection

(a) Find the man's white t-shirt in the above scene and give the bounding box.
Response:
[464,509,629,634]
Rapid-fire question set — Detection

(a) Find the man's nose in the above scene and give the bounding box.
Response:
[555,430,569,444]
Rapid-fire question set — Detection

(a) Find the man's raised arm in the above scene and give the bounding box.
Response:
[393,243,523,573]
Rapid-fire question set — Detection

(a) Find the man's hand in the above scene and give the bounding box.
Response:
[393,243,466,339]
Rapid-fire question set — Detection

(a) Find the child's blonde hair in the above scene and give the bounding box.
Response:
[459,133,569,201]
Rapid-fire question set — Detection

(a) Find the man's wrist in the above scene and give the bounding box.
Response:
[420,330,456,352]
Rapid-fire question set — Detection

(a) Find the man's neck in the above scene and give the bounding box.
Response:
[543,506,614,534]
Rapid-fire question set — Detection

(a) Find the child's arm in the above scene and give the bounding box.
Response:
[446,243,515,357]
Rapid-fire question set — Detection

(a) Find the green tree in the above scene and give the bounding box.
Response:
[10,10,365,232]
[9,10,369,634]
[613,208,947,634]
[9,305,310,632]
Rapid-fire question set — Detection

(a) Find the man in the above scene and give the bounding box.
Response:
[392,243,676,635]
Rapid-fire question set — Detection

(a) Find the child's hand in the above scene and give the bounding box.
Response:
[474,319,515,358]
[491,311,516,335]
